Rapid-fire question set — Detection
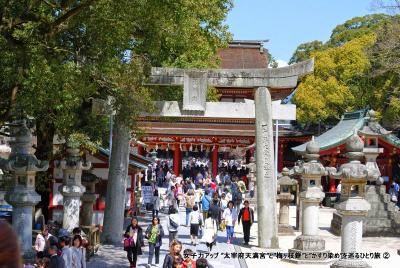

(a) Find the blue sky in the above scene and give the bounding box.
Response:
[226,0,381,64]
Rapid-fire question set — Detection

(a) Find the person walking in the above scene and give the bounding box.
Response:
[202,214,217,252]
[153,189,161,217]
[200,190,211,220]
[71,235,86,268]
[163,240,183,268]
[58,235,72,268]
[237,200,254,246]
[208,198,221,229]
[222,201,237,244]
[124,217,144,268]
[33,225,53,253]
[194,186,203,210]
[48,245,66,268]
[167,206,180,244]
[145,217,165,267]
[185,189,195,226]
[175,183,184,208]
[189,205,203,245]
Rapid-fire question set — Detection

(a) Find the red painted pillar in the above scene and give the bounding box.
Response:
[173,143,180,175]
[278,143,284,172]
[212,145,219,179]
[387,156,393,192]
[329,156,337,192]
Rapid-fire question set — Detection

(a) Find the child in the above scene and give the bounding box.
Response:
[182,249,196,268]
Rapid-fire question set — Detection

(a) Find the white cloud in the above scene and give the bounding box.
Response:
[276,59,288,68]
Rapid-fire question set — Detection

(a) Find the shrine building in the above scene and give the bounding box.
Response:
[135,40,311,177]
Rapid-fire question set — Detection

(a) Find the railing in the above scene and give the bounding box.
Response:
[81,225,101,259]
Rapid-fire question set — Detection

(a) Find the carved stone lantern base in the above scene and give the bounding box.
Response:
[331,259,371,268]
[287,235,332,264]
[278,224,295,235]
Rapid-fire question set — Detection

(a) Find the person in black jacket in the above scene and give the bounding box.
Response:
[237,200,254,246]
[162,239,182,268]
[48,245,65,268]
[124,217,144,268]
[209,198,221,229]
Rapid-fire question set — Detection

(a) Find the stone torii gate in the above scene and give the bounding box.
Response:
[148,59,314,248]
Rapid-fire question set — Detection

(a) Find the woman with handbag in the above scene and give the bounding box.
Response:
[124,217,144,268]
[222,201,237,244]
[145,217,165,267]
[202,214,218,252]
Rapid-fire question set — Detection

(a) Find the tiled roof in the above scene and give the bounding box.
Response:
[292,109,367,154]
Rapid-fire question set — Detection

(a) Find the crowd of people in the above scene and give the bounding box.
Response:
[125,165,255,268]
[30,226,88,268]
[0,220,88,268]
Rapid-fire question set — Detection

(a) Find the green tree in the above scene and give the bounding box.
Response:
[294,34,375,123]
[289,40,324,64]
[0,0,232,240]
[290,14,394,125]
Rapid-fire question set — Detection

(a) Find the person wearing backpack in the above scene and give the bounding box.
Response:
[201,190,211,220]
[167,206,180,244]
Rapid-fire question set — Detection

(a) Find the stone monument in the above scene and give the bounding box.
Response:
[58,139,91,231]
[277,167,297,235]
[2,119,49,261]
[80,172,100,226]
[148,59,314,248]
[330,110,398,236]
[329,133,371,268]
[287,139,330,264]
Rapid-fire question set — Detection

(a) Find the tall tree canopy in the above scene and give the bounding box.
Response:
[0,0,232,155]
[290,13,400,128]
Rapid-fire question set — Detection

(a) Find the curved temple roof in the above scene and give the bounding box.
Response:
[292,109,400,154]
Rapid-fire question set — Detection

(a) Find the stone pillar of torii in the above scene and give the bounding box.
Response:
[148,59,314,249]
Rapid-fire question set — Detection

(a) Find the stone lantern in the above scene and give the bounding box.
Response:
[3,119,49,261]
[329,133,371,268]
[277,167,297,235]
[58,139,91,231]
[80,172,100,226]
[287,138,330,264]
[359,110,387,185]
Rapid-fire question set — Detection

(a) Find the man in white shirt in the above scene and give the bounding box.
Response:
[336,182,342,202]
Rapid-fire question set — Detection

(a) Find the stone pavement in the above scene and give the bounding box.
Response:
[87,200,400,268]
[87,196,241,268]
[235,206,400,268]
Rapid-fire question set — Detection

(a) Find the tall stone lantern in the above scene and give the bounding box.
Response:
[3,119,49,261]
[329,133,371,268]
[287,138,330,264]
[58,140,91,231]
[80,172,100,226]
[277,167,297,235]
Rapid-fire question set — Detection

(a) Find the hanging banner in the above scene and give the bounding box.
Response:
[141,186,153,204]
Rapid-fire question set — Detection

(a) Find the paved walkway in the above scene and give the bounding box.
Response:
[236,206,400,268]
[87,201,400,268]
[87,199,241,268]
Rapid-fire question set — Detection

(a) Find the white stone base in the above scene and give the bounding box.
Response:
[331,259,371,268]
[286,248,333,264]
